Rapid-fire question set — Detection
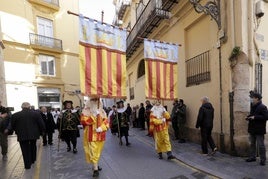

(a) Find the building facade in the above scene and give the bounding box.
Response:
[114,0,268,155]
[0,0,81,111]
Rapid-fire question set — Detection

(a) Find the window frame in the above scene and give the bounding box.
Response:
[39,54,56,77]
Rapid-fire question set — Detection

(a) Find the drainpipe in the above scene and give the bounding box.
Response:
[229,91,237,155]
[248,0,254,68]
[229,0,236,155]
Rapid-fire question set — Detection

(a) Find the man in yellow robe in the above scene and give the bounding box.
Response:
[81,98,109,177]
[149,100,176,160]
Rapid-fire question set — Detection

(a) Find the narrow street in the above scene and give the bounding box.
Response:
[1,127,268,179]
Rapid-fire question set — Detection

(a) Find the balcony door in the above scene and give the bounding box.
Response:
[37,17,54,47]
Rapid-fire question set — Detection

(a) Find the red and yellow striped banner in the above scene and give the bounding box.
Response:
[79,43,127,98]
[79,15,127,98]
[145,59,178,100]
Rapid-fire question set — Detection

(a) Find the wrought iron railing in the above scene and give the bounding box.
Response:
[29,33,62,51]
[127,0,170,51]
[186,51,210,86]
[117,0,131,20]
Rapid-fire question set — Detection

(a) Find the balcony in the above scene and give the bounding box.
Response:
[29,33,62,53]
[126,0,178,59]
[117,0,131,20]
[28,0,59,11]
[186,51,211,87]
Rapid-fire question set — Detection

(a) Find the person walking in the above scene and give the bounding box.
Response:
[145,100,153,136]
[195,96,217,155]
[138,103,145,130]
[245,93,267,166]
[171,99,179,140]
[112,101,131,146]
[11,102,45,169]
[81,98,109,177]
[0,108,10,161]
[40,106,56,146]
[149,100,175,160]
[58,100,80,153]
[177,99,187,143]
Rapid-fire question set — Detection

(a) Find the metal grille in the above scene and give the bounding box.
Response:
[186,51,210,87]
[255,63,262,94]
[129,87,134,100]
[29,33,62,51]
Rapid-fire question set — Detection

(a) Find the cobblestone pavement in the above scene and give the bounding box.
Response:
[1,128,267,179]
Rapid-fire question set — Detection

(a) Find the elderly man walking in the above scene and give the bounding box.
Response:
[196,97,217,155]
[11,102,45,169]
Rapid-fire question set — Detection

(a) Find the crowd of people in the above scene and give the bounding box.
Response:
[0,92,267,177]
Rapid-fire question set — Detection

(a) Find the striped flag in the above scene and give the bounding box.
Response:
[144,39,178,100]
[79,16,127,98]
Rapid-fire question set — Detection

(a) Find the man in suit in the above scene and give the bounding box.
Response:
[11,102,45,169]
[40,106,56,146]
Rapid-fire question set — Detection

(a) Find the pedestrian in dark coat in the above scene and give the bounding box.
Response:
[40,106,56,146]
[58,100,80,153]
[245,93,267,166]
[138,103,145,130]
[0,107,11,161]
[196,97,217,155]
[11,102,45,169]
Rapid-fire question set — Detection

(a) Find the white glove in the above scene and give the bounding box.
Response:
[93,110,100,116]
[96,127,103,133]
[161,118,166,123]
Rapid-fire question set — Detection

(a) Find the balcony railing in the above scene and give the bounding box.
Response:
[42,0,59,6]
[29,33,62,51]
[126,0,177,59]
[186,51,211,87]
[117,0,131,20]
[28,0,59,11]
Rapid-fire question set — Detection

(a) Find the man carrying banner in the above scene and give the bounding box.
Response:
[81,98,109,177]
[149,100,175,160]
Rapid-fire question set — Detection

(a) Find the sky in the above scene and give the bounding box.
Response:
[79,0,115,24]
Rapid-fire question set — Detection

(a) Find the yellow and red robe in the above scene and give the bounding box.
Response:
[81,113,109,164]
[149,112,172,153]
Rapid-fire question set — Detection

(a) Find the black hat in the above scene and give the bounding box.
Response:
[63,100,73,106]
[252,93,262,100]
[0,107,9,114]
[116,100,124,105]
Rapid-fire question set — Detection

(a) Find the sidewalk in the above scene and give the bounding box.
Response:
[132,127,268,179]
[1,129,268,179]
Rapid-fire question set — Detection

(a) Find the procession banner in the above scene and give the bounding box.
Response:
[144,39,178,100]
[79,15,127,98]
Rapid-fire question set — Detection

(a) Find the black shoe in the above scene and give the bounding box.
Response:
[246,158,256,162]
[260,160,266,166]
[167,155,176,160]
[48,143,53,145]
[73,148,77,154]
[126,143,131,146]
[178,139,186,143]
[67,147,71,152]
[98,166,102,171]
[158,153,163,159]
[93,170,99,177]
[43,143,47,146]
[25,166,31,169]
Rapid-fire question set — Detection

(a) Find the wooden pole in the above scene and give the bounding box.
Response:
[101,10,104,23]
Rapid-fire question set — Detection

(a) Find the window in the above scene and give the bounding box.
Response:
[137,59,145,78]
[37,17,54,47]
[186,51,210,87]
[39,55,55,76]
